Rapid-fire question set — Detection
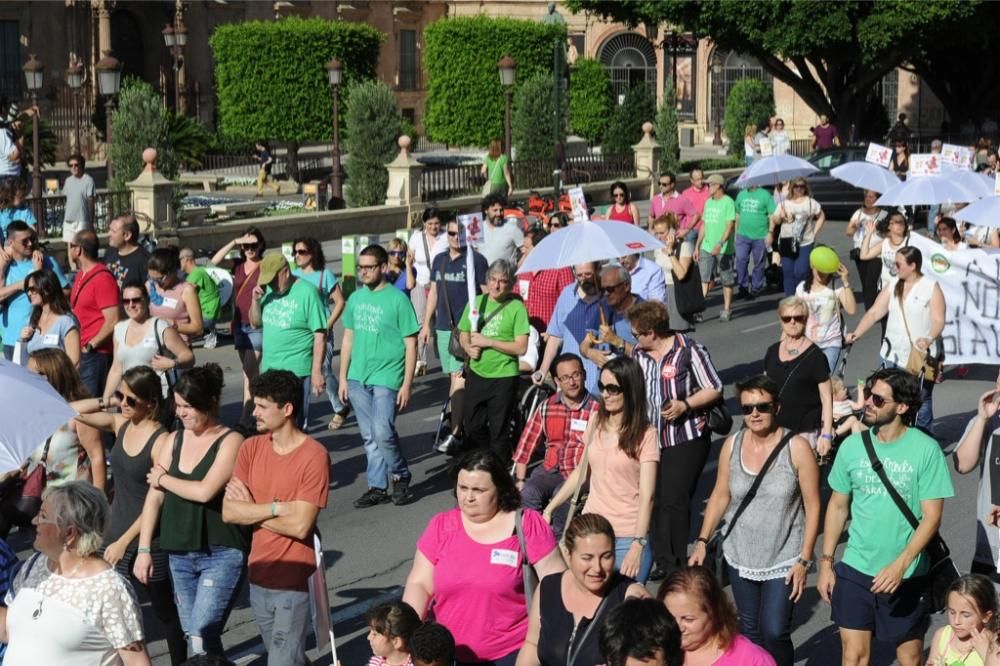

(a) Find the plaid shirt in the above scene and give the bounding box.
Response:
[514,268,575,332]
[513,392,598,477]
[633,333,723,448]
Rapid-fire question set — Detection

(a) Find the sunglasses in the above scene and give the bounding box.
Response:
[447,230,460,237]
[792,184,806,189]
[863,387,890,408]
[601,283,623,293]
[123,297,144,306]
[389,250,406,257]
[114,390,139,408]
[68,163,81,168]
[613,192,626,198]
[24,285,37,295]
[293,249,310,256]
[598,382,624,395]
[780,314,807,324]
[740,402,776,415]
[239,244,258,251]
[549,220,564,228]
[659,181,672,186]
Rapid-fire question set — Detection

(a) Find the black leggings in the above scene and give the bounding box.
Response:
[651,434,711,573]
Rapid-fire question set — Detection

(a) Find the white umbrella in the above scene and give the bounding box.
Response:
[829,161,900,193]
[734,154,818,188]
[518,220,664,273]
[0,359,76,475]
[953,195,1000,227]
[875,175,982,206]
[940,170,993,199]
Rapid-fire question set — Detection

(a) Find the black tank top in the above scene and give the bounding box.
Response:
[104,421,165,546]
[537,572,633,666]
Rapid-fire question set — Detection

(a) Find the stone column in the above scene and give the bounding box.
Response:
[96,0,112,55]
[632,121,662,198]
[384,135,424,207]
[127,148,176,243]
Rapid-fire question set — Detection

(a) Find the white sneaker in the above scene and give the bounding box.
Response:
[203,331,218,349]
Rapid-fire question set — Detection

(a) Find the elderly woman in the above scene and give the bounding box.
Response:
[769,176,825,296]
[0,482,151,665]
[19,268,80,366]
[763,297,833,457]
[660,566,776,665]
[517,513,650,666]
[545,356,659,583]
[689,375,820,666]
[846,246,945,435]
[147,247,203,341]
[459,258,530,460]
[628,300,723,580]
[403,449,565,666]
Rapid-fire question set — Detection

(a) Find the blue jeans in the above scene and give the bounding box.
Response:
[881,359,935,435]
[348,380,410,490]
[78,351,110,399]
[614,536,653,584]
[168,546,246,656]
[781,243,813,296]
[734,234,767,292]
[820,345,841,374]
[320,336,345,414]
[727,564,795,666]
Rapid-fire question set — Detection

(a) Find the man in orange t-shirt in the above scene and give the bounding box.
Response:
[223,369,330,665]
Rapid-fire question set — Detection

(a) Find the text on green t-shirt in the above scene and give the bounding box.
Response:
[260,278,328,377]
[735,187,777,240]
[700,195,737,255]
[343,283,420,390]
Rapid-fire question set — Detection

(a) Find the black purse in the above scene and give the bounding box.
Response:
[671,245,706,319]
[436,262,468,362]
[681,344,733,436]
[701,430,796,586]
[860,430,959,612]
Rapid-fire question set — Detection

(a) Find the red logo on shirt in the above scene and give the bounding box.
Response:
[661,364,677,380]
[625,242,645,250]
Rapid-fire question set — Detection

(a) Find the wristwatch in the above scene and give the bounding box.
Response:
[632,537,648,547]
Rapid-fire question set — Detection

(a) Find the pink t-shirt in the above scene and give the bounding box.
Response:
[417,507,557,662]
[682,185,711,216]
[650,192,699,232]
[582,426,659,539]
[716,635,777,665]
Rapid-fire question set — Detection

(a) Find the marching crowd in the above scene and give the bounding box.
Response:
[0,142,996,666]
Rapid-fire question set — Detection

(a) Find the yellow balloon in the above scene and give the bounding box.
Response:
[810,246,840,274]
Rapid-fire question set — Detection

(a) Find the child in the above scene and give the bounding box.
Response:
[366,601,421,666]
[410,621,456,666]
[927,574,999,666]
[831,377,865,438]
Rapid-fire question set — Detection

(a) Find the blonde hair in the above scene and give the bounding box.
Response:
[777,295,807,317]
[831,376,846,395]
[745,124,756,138]
[651,213,680,232]
[44,482,109,557]
[387,237,408,253]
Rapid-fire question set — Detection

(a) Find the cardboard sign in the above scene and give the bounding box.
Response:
[568,187,588,225]
[307,535,337,659]
[865,143,892,168]
[909,153,942,177]
[457,213,483,247]
[942,143,974,171]
[457,214,482,329]
[759,137,773,157]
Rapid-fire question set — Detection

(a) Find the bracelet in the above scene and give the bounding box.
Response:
[819,554,835,564]
[271,501,278,518]
[819,433,833,441]
[694,536,709,545]
[682,399,692,412]
[137,547,151,554]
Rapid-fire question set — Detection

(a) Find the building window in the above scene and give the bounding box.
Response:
[402,108,415,123]
[399,29,418,91]
[0,22,20,103]
[877,71,899,126]
[598,32,657,103]
[710,51,773,131]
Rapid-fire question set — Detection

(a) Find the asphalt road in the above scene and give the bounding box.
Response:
[46,210,985,665]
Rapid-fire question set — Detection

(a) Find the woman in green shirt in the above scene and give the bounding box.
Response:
[481,138,513,198]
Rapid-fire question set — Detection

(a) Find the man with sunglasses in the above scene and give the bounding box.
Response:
[60,154,95,244]
[580,265,641,370]
[649,172,698,238]
[819,368,953,666]
[0,221,66,361]
[69,230,121,397]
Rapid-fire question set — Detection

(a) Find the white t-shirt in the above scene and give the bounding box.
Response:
[0,129,18,177]
[408,230,448,286]
[654,240,694,286]
[879,235,908,289]
[796,281,846,349]
[777,197,822,245]
[849,207,887,249]
[882,276,936,365]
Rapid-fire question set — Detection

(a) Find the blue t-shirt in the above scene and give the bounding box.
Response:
[1,257,68,345]
[546,283,607,395]
[293,267,339,318]
[0,207,37,245]
[430,250,488,330]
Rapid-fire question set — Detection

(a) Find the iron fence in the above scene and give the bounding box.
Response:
[29,189,130,239]
[420,163,484,202]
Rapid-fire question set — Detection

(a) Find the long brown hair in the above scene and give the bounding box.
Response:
[29,348,91,401]
[658,566,740,651]
[893,246,922,302]
[595,356,649,460]
[488,138,502,160]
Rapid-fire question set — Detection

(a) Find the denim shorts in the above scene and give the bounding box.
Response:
[697,252,735,287]
[831,561,929,643]
[233,322,262,352]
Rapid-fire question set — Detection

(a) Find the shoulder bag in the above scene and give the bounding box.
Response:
[514,508,539,611]
[436,259,468,362]
[897,291,942,382]
[702,430,796,586]
[860,430,959,612]
[561,425,594,556]
[671,243,706,318]
[680,341,732,436]
[152,317,178,394]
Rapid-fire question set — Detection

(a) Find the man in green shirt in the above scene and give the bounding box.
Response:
[249,253,326,429]
[458,258,530,460]
[819,368,953,665]
[339,244,419,508]
[180,247,221,348]
[733,185,776,300]
[694,174,737,321]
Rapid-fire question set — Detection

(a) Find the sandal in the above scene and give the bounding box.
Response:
[328,407,351,431]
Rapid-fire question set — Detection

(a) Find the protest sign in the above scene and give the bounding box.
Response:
[568,187,589,225]
[759,137,773,157]
[942,143,973,171]
[457,213,483,328]
[308,535,337,660]
[909,153,942,177]
[865,143,891,168]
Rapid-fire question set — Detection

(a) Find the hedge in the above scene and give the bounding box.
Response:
[656,78,680,175]
[603,85,656,156]
[423,16,566,147]
[513,72,566,161]
[569,58,613,143]
[344,80,402,207]
[723,79,774,157]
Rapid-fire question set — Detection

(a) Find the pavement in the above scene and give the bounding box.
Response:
[10,202,981,665]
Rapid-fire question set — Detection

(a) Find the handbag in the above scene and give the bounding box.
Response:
[860,430,959,612]
[701,430,796,586]
[514,508,539,611]
[898,294,942,382]
[680,343,732,436]
[16,436,52,518]
[671,245,706,318]
[436,261,468,362]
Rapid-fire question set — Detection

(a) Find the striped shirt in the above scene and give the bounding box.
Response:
[633,334,723,448]
[512,393,598,477]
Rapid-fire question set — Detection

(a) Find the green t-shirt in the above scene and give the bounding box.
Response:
[343,283,420,390]
[185,267,221,321]
[735,187,776,240]
[260,278,328,377]
[700,195,737,255]
[484,155,509,186]
[458,295,530,379]
[827,426,955,578]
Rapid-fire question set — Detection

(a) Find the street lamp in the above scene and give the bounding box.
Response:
[711,58,723,146]
[96,51,122,181]
[498,55,517,159]
[162,16,187,112]
[66,58,84,154]
[22,54,44,208]
[326,57,343,204]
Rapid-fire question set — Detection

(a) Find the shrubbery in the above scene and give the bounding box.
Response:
[512,72,567,161]
[344,80,403,207]
[569,58,613,144]
[656,79,680,175]
[602,85,656,156]
[108,77,178,191]
[723,79,774,157]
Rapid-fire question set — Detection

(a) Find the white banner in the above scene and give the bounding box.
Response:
[907,233,1000,365]
[909,153,942,177]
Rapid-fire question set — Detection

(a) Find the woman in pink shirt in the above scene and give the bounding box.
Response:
[403,450,565,666]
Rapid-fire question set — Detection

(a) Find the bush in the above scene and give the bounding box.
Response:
[168,113,212,170]
[603,85,656,156]
[108,77,178,191]
[423,16,566,147]
[512,72,566,161]
[656,79,680,175]
[343,80,402,207]
[680,156,745,172]
[723,79,775,157]
[569,58,612,143]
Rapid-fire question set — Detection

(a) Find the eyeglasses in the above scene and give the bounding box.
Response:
[601,282,624,293]
[740,402,776,415]
[556,371,583,383]
[122,297,144,306]
[293,248,310,256]
[357,263,380,272]
[863,387,891,408]
[25,285,37,295]
[17,238,34,248]
[780,314,807,324]
[598,382,624,395]
[114,390,139,408]
[613,192,626,198]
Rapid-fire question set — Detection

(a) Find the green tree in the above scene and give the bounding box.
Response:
[656,78,680,174]
[569,58,613,143]
[423,16,566,147]
[168,113,213,170]
[210,17,383,186]
[603,85,655,156]
[724,80,774,157]
[512,72,567,161]
[108,77,177,192]
[343,80,402,207]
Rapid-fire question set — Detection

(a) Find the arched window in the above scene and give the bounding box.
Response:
[710,51,773,128]
[598,32,657,103]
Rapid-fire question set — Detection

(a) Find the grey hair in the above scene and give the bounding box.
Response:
[178,247,195,261]
[487,258,516,284]
[601,264,630,284]
[44,481,109,557]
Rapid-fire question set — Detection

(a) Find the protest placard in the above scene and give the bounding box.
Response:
[568,187,588,225]
[865,143,891,168]
[909,153,942,177]
[942,143,973,170]
[457,213,483,328]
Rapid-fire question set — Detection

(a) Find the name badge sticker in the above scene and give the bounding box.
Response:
[142,337,157,349]
[490,548,519,568]
[571,419,588,432]
[162,297,178,309]
[43,334,59,345]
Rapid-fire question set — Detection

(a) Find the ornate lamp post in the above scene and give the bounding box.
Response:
[22,54,44,208]
[162,13,188,113]
[96,51,122,181]
[66,58,84,153]
[498,55,517,159]
[712,58,723,146]
[325,57,343,203]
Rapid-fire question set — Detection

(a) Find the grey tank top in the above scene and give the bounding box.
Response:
[721,428,805,580]
[104,422,165,547]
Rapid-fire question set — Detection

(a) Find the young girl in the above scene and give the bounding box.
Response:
[367,601,421,666]
[831,377,865,438]
[927,574,999,666]
[386,238,415,297]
